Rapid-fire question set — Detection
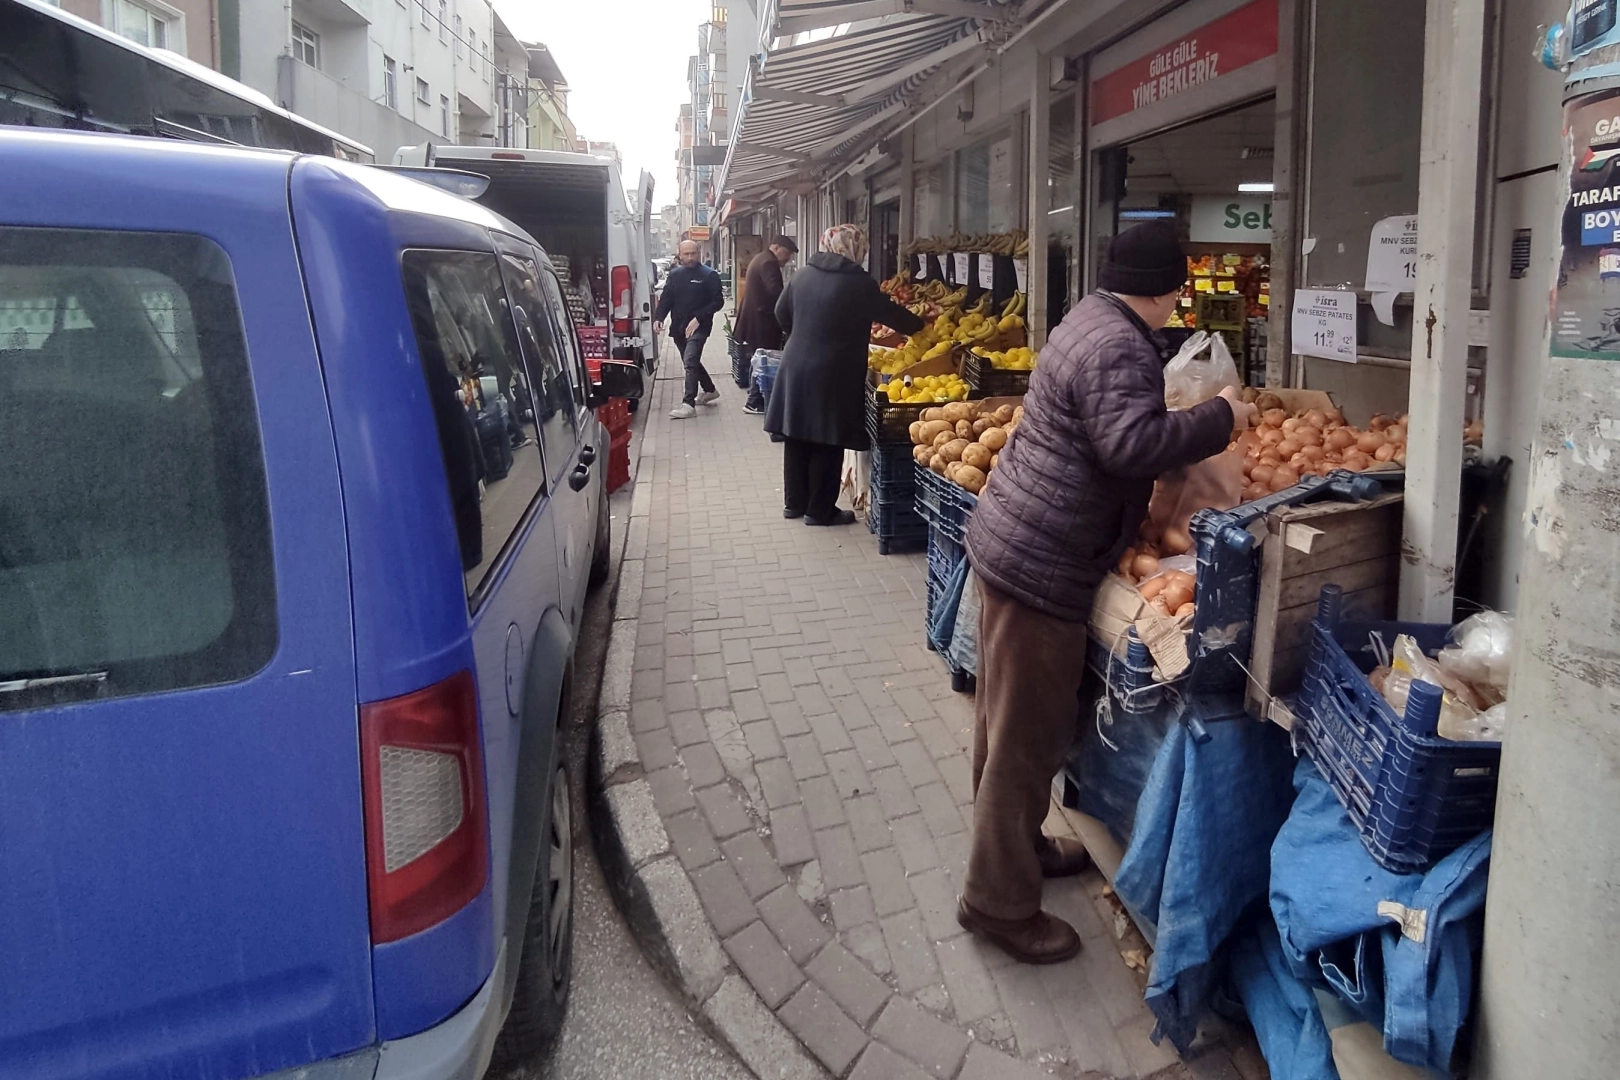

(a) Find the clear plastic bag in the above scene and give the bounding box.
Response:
[1163,330,1241,410]
[1381,634,1491,739]
[1436,611,1514,708]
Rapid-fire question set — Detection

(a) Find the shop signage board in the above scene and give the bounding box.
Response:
[1189,195,1272,242]
[1570,0,1620,58]
[1090,0,1279,130]
[1553,85,1620,360]
[1291,289,1358,363]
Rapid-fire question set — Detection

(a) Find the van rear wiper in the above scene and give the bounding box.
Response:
[0,671,109,695]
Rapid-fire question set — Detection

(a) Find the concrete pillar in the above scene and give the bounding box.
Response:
[1398,0,1486,621]
[1473,55,1620,1080]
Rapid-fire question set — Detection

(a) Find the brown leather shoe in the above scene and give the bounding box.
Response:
[956,898,1082,965]
[1037,834,1093,878]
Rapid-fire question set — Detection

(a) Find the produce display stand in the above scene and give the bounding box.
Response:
[959,346,1031,399]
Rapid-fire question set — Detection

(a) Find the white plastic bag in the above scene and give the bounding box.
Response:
[1380,634,1491,738]
[839,449,870,512]
[1436,611,1514,708]
[1163,330,1241,410]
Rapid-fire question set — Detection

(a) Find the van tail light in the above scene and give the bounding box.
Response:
[611,264,632,334]
[360,671,488,944]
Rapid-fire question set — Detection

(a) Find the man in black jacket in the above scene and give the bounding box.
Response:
[654,240,726,419]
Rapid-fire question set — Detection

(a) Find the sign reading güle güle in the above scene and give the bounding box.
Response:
[1090,0,1279,126]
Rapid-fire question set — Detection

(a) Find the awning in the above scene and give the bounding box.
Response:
[718,1,1018,200]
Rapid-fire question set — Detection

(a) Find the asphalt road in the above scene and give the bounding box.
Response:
[497,484,755,1080]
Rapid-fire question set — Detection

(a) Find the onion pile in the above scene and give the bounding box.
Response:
[1233,392,1412,503]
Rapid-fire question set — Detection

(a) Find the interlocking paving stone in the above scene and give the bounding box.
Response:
[799,774,847,830]
[680,742,726,789]
[847,1043,932,1080]
[757,884,832,964]
[783,733,830,782]
[870,996,972,1079]
[776,982,869,1077]
[805,941,892,1026]
[723,920,805,1009]
[646,764,697,816]
[756,756,801,810]
[723,830,789,900]
[813,825,866,892]
[828,885,879,932]
[689,859,758,938]
[664,809,721,871]
[769,804,817,867]
[845,793,894,853]
[879,911,942,993]
[859,847,913,918]
[695,782,753,840]
[890,814,942,876]
[934,935,1002,1025]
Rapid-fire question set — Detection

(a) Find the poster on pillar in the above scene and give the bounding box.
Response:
[1553,85,1620,361]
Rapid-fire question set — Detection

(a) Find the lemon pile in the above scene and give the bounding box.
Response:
[973,346,1036,371]
[884,373,969,403]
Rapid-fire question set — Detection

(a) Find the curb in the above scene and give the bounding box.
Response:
[589,373,830,1080]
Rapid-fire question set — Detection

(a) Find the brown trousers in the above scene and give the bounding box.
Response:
[963,577,1088,921]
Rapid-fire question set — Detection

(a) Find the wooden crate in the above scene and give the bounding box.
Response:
[1247,491,1405,726]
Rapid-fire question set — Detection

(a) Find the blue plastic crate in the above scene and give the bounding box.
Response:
[751,349,782,407]
[868,497,926,555]
[914,464,978,545]
[927,524,965,587]
[1179,470,1394,696]
[871,444,919,488]
[1294,584,1501,874]
[1085,634,1166,716]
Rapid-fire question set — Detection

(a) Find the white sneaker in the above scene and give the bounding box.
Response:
[695,390,721,406]
[670,402,697,419]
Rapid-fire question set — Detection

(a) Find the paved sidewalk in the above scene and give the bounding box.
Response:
[622,337,1265,1080]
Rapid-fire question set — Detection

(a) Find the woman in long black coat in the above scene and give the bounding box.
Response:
[764,224,924,525]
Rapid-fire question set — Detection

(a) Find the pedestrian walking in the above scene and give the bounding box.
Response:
[655,239,726,419]
[733,234,798,415]
[765,224,924,525]
[960,223,1256,963]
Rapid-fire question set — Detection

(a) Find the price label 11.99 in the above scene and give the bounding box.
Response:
[1291,288,1358,363]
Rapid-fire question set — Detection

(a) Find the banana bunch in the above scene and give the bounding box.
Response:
[905,231,1031,258]
[953,311,1001,345]
[1001,292,1026,318]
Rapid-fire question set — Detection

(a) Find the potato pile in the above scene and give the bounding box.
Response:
[909,400,1023,495]
[1235,391,1409,503]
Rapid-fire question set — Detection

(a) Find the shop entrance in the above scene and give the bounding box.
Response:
[1090,96,1275,384]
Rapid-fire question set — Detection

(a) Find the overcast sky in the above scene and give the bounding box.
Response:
[495,0,711,210]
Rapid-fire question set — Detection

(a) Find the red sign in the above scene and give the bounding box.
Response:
[1090,0,1278,126]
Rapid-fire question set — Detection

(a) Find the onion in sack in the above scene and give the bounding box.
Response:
[1269,466,1300,492]
[1303,408,1328,428]
[1118,547,1137,576]
[1175,602,1197,618]
[1139,575,1169,601]
[1243,481,1270,502]
[1327,428,1358,451]
[1132,552,1161,579]
[1161,583,1194,613]
[1356,431,1385,454]
[1162,527,1193,556]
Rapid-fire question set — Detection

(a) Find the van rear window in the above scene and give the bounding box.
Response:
[0,228,276,712]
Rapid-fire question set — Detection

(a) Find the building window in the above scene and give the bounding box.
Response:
[291,20,319,68]
[440,94,450,136]
[712,3,726,24]
[418,0,430,28]
[416,77,431,107]
[482,44,490,79]
[383,55,398,109]
[111,0,178,53]
[467,30,478,73]
[437,0,447,42]
[454,14,462,57]
[711,92,726,111]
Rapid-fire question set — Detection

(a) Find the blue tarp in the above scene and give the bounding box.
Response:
[1113,714,1297,1053]
[1230,916,1341,1080]
[1270,759,1491,1075]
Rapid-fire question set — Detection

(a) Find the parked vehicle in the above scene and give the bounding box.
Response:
[395,144,658,381]
[0,129,612,1079]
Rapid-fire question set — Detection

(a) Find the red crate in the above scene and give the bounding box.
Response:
[577,325,609,359]
[606,430,633,494]
[597,398,631,437]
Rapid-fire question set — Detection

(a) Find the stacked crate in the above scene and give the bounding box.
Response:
[598,396,633,493]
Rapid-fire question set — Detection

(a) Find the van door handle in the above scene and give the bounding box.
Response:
[569,464,591,491]
[579,444,597,466]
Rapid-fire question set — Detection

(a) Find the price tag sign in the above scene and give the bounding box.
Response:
[1365,215,1419,292]
[1014,257,1028,292]
[915,254,929,280]
[1292,289,1358,363]
[953,252,970,283]
[977,256,995,289]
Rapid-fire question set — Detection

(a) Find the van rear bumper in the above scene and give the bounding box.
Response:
[255,943,508,1080]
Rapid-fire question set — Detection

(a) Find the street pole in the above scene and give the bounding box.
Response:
[1473,42,1620,1080]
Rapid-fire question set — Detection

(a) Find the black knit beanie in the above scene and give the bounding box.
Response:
[1098,222,1187,298]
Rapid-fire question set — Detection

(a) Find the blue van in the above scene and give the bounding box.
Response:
[0,129,627,1079]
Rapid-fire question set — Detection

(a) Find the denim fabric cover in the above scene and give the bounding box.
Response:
[945,566,980,676]
[1271,759,1491,1074]
[1113,715,1296,1053]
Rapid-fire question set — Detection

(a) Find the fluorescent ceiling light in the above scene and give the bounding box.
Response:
[1120,209,1176,220]
[1048,205,1074,215]
[1239,182,1274,193]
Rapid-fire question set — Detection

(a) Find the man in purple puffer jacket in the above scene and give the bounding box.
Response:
[959,223,1255,964]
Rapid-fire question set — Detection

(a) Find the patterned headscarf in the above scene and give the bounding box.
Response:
[821,223,869,266]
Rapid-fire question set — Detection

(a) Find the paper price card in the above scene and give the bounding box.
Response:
[953,253,970,283]
[978,256,995,289]
[915,254,929,280]
[1365,215,1420,292]
[1014,257,1028,292]
[1291,289,1358,363]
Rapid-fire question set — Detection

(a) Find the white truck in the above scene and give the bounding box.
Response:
[395,144,659,376]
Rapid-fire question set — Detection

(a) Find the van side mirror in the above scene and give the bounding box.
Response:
[594,361,644,402]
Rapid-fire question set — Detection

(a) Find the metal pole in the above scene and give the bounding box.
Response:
[1473,46,1620,1080]
[1027,58,1050,349]
[1398,0,1486,621]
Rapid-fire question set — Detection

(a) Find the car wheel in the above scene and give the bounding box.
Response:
[587,490,611,589]
[491,761,574,1066]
